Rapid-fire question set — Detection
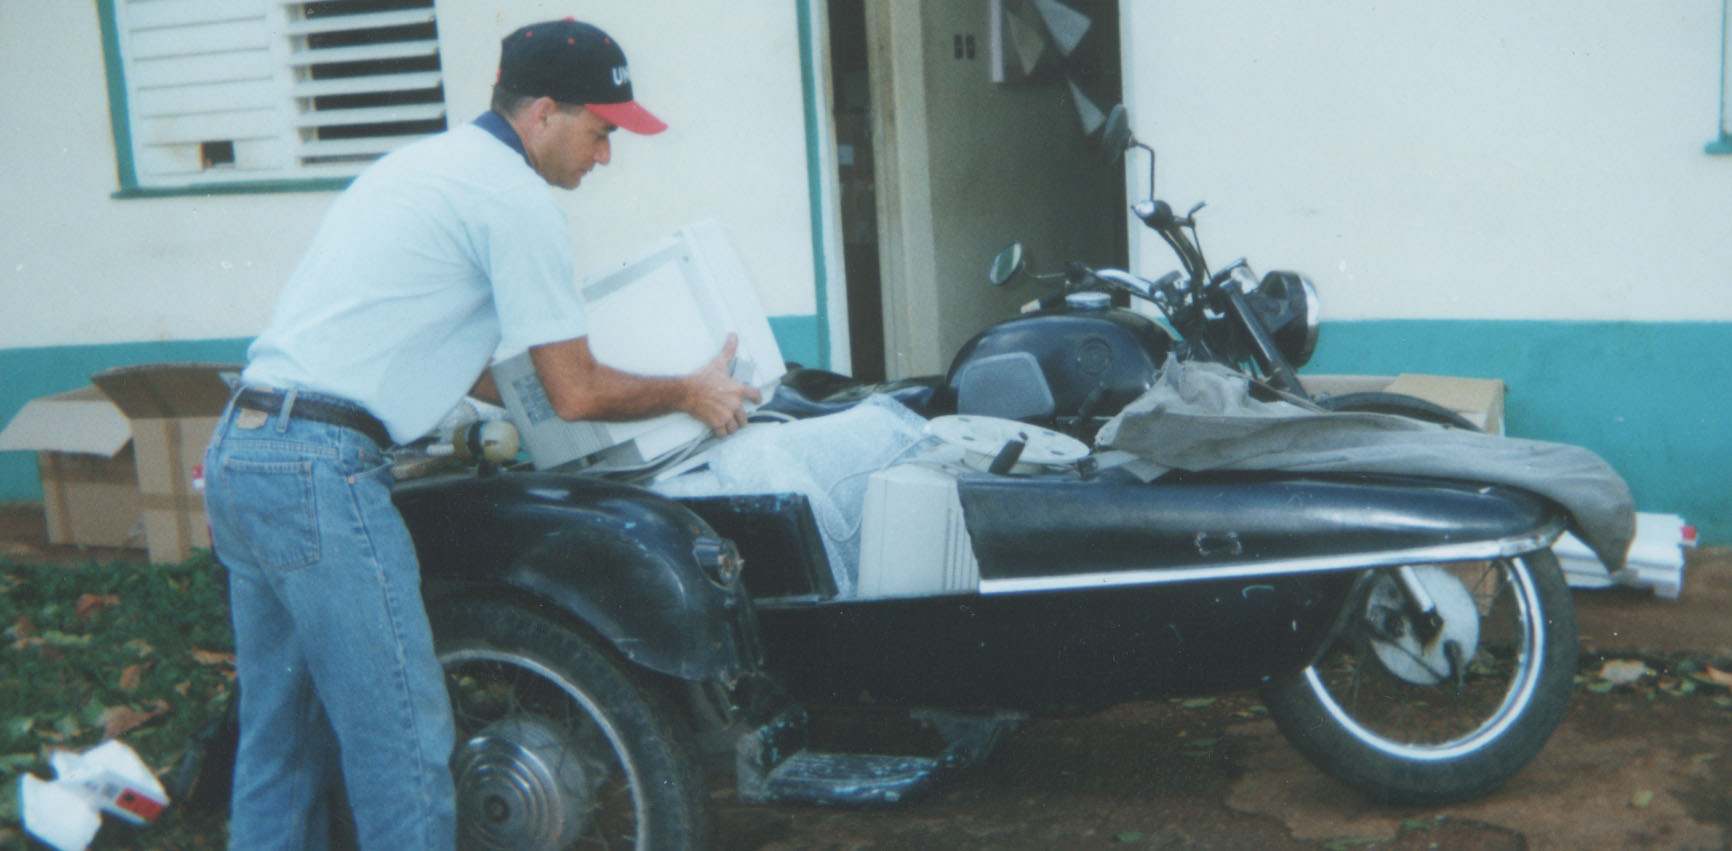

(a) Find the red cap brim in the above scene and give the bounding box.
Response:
[586,100,667,135]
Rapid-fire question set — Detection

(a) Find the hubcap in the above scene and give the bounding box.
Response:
[453,716,605,850]
[1365,566,1481,686]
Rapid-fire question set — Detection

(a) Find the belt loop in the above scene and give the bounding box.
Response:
[211,388,243,454]
[275,388,298,434]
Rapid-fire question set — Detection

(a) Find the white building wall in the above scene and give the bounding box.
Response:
[1121,1,1732,321]
[0,1,817,349]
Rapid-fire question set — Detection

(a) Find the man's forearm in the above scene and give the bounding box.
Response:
[529,337,694,422]
[529,334,758,435]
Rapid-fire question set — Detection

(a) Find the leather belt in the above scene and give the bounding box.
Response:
[235,388,393,448]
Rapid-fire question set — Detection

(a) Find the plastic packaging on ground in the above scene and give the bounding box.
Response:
[19,740,168,851]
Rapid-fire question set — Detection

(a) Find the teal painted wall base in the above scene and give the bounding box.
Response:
[767,314,823,369]
[0,338,253,509]
[3,318,1725,544]
[1307,320,1730,544]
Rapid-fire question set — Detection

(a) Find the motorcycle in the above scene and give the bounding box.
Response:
[392,106,1589,849]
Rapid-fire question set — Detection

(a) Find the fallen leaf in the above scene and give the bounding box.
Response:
[98,701,169,740]
[125,638,155,656]
[75,593,121,619]
[51,714,81,741]
[1630,788,1654,808]
[1179,697,1216,709]
[119,663,147,692]
[1597,659,1649,685]
[1697,666,1732,688]
[190,647,236,667]
[4,614,36,641]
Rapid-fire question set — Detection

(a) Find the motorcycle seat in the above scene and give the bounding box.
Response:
[756,368,941,421]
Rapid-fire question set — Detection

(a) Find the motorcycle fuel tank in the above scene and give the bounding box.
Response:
[938,308,1172,432]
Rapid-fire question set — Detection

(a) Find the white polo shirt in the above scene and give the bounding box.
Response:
[243,122,589,443]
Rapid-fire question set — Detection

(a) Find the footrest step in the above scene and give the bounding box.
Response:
[761,750,942,805]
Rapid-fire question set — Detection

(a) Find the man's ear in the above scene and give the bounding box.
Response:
[517,96,559,140]
[534,96,562,123]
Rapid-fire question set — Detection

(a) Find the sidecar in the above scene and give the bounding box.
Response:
[394,430,1570,847]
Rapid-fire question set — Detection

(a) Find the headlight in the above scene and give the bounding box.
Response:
[1253,271,1320,368]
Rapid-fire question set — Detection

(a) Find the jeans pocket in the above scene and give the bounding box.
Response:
[217,456,321,572]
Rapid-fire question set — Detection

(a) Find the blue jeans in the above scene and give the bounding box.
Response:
[204,393,455,851]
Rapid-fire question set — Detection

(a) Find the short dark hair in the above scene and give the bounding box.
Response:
[490,85,538,118]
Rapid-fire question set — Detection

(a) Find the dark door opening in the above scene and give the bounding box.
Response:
[825,0,1123,382]
[827,0,884,381]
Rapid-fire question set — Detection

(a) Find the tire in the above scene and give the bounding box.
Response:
[1262,550,1578,805]
[432,599,714,850]
[1318,391,1479,430]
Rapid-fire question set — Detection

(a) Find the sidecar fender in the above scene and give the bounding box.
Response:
[960,470,1567,593]
[393,472,760,682]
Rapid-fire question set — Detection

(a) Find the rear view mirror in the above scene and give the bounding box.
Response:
[1102,105,1132,163]
[988,243,1026,286]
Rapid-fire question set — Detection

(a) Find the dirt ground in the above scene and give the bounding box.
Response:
[710,553,1732,850]
[4,504,1729,850]
[714,686,1730,850]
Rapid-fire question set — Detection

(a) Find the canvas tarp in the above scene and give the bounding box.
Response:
[1096,357,1635,571]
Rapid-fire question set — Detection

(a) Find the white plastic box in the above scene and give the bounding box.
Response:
[856,464,980,598]
[493,220,785,470]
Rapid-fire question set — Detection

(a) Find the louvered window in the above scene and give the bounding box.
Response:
[99,0,449,194]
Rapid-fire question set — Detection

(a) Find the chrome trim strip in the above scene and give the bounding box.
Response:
[978,520,1565,596]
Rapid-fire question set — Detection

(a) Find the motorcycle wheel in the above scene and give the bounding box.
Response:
[1261,550,1577,805]
[1318,391,1478,430]
[432,599,713,850]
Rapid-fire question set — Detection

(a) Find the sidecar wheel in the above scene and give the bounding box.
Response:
[432,599,713,850]
[1262,550,1577,805]
[1318,391,1479,430]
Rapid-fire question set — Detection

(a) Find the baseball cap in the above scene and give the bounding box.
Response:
[496,19,667,135]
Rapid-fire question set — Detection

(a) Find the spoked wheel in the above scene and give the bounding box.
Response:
[433,600,713,850]
[1263,549,1577,805]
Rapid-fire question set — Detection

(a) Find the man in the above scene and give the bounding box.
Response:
[202,19,757,850]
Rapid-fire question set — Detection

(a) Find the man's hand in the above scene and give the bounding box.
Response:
[682,334,762,436]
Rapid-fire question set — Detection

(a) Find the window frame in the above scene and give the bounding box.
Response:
[95,0,448,198]
[1711,0,1732,154]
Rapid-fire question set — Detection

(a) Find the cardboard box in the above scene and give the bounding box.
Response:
[495,220,786,470]
[91,363,239,564]
[1300,373,1506,434]
[0,386,141,548]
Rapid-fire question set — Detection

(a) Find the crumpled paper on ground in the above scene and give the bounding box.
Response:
[19,739,169,851]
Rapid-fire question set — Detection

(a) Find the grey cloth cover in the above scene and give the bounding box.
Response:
[1096,357,1635,570]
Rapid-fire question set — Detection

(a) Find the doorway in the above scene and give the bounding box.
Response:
[825,0,1124,381]
[826,0,885,381]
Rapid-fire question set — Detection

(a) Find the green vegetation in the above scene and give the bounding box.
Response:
[1,553,233,849]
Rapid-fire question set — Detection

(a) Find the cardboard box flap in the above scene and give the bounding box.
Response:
[92,363,240,420]
[0,386,132,457]
[1383,374,1505,416]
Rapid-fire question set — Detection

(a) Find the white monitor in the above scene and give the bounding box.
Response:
[494,220,785,470]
